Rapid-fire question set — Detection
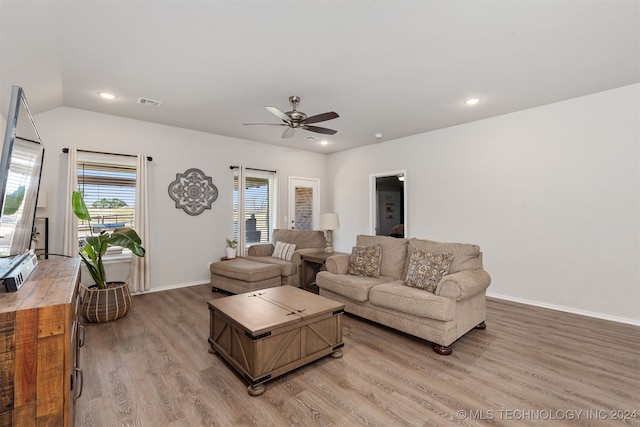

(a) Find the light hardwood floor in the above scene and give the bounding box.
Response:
[75,284,640,426]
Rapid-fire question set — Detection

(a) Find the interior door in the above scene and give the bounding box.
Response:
[370,170,406,237]
[288,177,320,230]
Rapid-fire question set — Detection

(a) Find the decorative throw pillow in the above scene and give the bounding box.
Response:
[403,249,454,293]
[347,244,382,278]
[272,241,296,261]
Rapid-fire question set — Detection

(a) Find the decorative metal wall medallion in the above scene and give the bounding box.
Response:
[168,168,218,216]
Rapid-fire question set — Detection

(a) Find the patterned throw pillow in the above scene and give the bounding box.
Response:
[347,244,382,278]
[272,241,296,261]
[403,248,454,293]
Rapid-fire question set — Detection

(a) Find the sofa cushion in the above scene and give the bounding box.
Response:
[347,244,382,278]
[407,238,482,274]
[356,235,408,280]
[247,243,274,257]
[403,249,454,293]
[242,255,297,277]
[210,258,281,282]
[369,282,456,321]
[272,241,296,261]
[272,229,325,249]
[316,271,394,302]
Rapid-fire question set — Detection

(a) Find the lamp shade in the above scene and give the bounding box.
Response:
[319,213,340,230]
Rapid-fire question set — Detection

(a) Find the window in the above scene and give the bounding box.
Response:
[76,159,137,253]
[233,168,276,251]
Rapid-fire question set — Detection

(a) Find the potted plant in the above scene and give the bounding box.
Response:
[72,191,145,322]
[226,238,237,259]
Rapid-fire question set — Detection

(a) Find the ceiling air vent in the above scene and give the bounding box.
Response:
[137,97,162,107]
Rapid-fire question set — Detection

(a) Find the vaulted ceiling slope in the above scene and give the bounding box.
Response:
[1,1,638,153]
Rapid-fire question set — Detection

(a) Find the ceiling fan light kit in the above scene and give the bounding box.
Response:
[244,95,339,138]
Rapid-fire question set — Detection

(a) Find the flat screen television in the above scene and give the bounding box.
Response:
[0,85,45,284]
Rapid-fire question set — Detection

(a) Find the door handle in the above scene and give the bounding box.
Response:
[78,324,85,347]
[74,367,84,401]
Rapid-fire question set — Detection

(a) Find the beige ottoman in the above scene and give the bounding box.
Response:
[210,258,281,294]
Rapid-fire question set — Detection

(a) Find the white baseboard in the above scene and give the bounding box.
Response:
[487,292,640,327]
[132,280,210,295]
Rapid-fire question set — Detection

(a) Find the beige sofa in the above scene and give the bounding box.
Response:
[243,228,326,287]
[316,235,491,355]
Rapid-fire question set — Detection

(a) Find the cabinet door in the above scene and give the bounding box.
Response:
[71,282,83,408]
[67,271,83,425]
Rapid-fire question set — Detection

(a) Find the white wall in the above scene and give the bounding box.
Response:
[17,85,639,324]
[33,107,328,291]
[328,84,639,324]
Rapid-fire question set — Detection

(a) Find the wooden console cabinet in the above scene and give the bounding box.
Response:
[0,258,83,426]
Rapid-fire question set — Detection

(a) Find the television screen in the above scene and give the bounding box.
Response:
[0,86,45,280]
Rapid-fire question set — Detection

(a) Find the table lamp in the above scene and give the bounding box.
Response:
[319,213,340,253]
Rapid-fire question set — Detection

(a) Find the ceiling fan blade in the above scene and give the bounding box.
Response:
[304,111,339,124]
[265,106,291,122]
[243,123,287,126]
[303,125,337,135]
[282,127,295,138]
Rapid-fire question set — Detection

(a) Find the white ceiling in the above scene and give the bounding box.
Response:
[1,1,638,154]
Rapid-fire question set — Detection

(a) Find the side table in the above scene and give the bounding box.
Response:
[300,251,346,293]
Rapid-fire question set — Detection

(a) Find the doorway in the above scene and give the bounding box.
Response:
[288,177,320,230]
[370,171,406,237]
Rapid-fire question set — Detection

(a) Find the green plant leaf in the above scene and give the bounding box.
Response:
[81,234,110,288]
[82,240,96,260]
[72,191,91,221]
[86,234,109,255]
[109,228,145,257]
[79,251,105,288]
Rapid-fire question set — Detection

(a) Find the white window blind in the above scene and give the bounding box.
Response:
[76,160,137,246]
[233,169,275,248]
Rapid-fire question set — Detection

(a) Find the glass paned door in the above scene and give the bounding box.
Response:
[233,168,276,253]
[288,177,319,230]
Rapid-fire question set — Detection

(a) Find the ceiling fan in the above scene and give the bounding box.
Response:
[244,96,339,138]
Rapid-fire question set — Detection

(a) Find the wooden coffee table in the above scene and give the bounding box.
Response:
[207,286,345,395]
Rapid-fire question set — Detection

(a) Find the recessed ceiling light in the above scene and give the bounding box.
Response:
[375,133,383,139]
[465,98,480,105]
[99,92,117,100]
[320,140,329,145]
